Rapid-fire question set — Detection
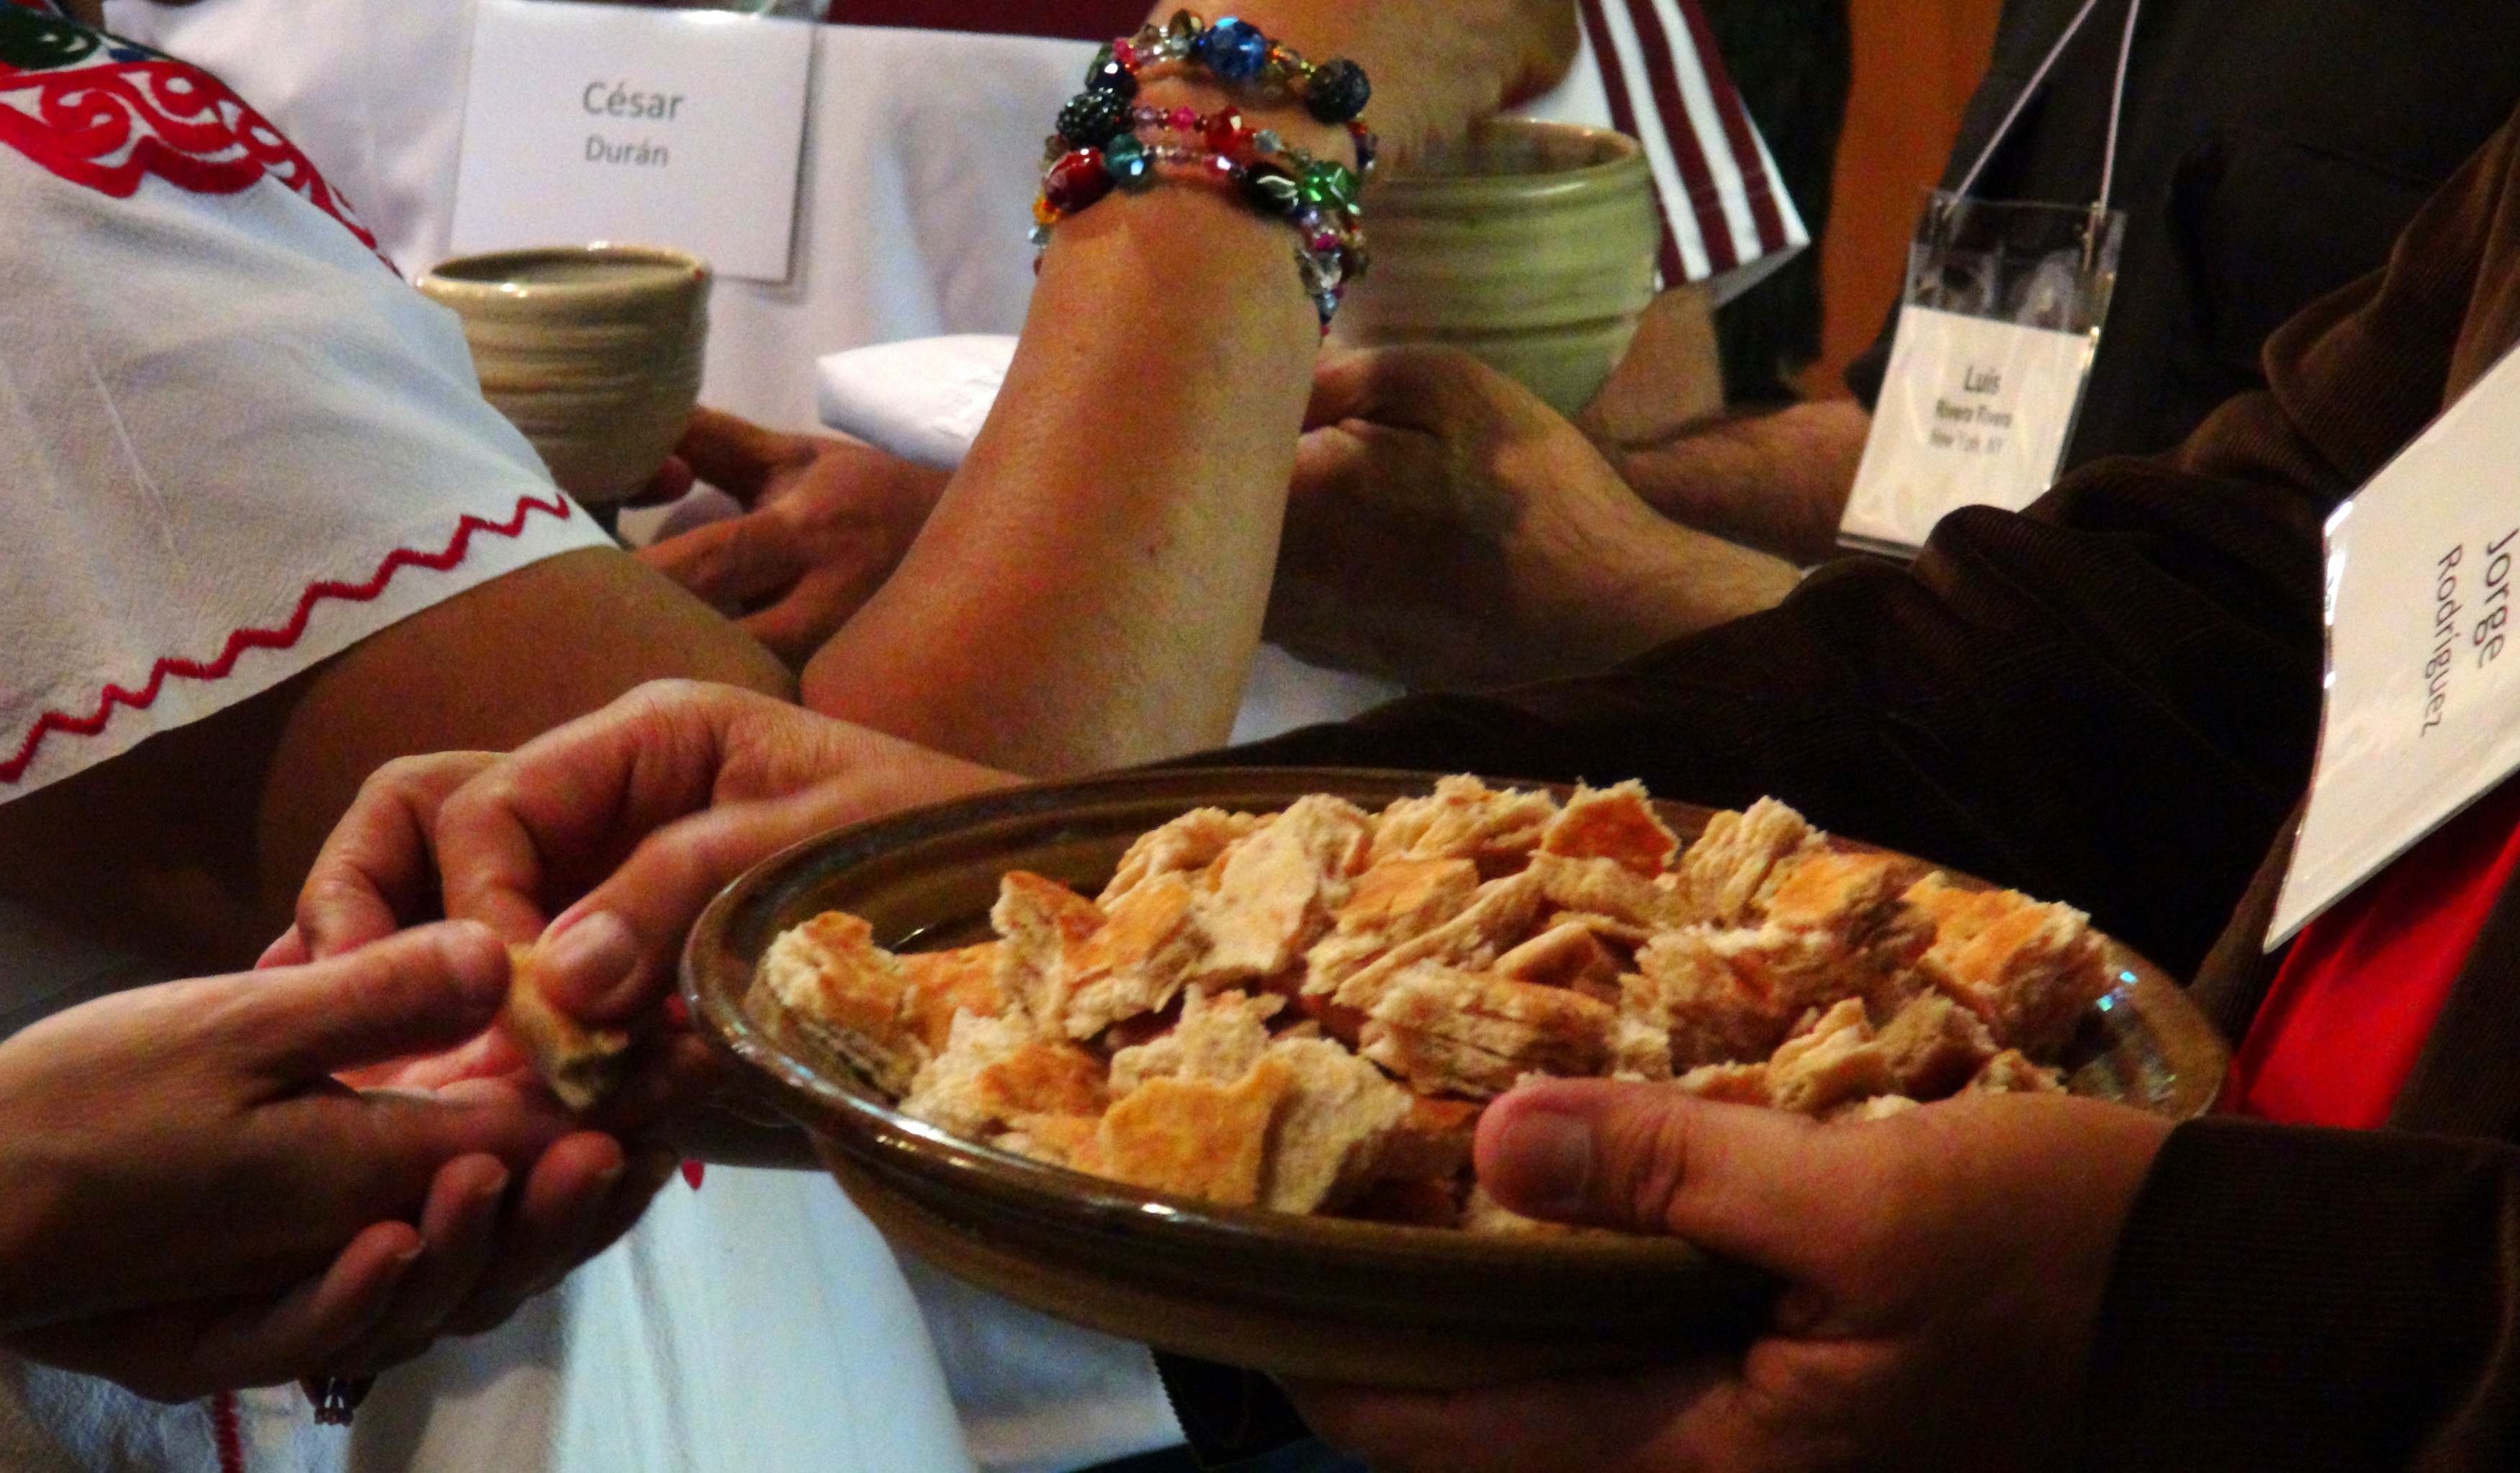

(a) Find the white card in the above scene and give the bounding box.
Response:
[1840,307,2099,557]
[451,0,814,283]
[2272,344,2520,945]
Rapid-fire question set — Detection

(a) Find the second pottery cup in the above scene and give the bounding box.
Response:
[1331,120,1660,416]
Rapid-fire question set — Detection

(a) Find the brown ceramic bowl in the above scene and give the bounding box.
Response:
[682,768,2227,1389]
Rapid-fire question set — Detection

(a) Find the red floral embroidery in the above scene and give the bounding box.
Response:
[0,493,575,785]
[0,40,382,255]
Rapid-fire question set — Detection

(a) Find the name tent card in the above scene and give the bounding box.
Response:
[451,0,814,282]
[2272,343,2520,945]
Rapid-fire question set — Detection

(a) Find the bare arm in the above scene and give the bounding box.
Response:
[0,549,792,973]
[796,0,1580,775]
[1599,397,1872,565]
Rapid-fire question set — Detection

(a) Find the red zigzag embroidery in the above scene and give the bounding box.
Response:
[1,491,574,785]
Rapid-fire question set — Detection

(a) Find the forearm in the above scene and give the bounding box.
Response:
[1600,398,1871,564]
[798,184,1313,776]
[2087,1118,2520,1469]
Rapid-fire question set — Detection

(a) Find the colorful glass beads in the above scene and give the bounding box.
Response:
[1056,89,1131,148]
[1302,58,1371,123]
[1198,17,1269,83]
[1084,44,1138,99]
[1104,133,1155,191]
[1043,148,1114,215]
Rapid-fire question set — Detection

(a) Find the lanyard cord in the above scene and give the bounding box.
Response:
[1950,0,2145,210]
[2094,0,2144,209]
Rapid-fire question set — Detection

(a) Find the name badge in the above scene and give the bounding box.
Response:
[2272,345,2520,945]
[1840,192,2123,559]
[450,0,814,283]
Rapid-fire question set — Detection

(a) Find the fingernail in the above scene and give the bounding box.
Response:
[390,1243,426,1270]
[1493,1108,1593,1216]
[540,911,639,1012]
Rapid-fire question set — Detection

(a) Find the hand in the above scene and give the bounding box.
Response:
[284,680,1017,1030]
[0,924,675,1400]
[636,408,951,668]
[1210,0,1580,154]
[1272,348,1799,688]
[1287,1078,2174,1473]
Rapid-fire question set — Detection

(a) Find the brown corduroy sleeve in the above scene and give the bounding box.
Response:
[2172,110,2520,493]
[2084,1118,2520,1472]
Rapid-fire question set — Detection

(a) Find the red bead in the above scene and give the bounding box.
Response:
[1205,153,1238,184]
[1044,148,1114,214]
[1203,108,1250,153]
[1113,38,1139,68]
[1169,106,1197,132]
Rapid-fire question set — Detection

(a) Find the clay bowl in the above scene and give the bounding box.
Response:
[683,767,2226,1389]
[1331,118,1662,416]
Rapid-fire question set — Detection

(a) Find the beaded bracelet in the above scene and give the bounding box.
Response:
[1032,129,1364,327]
[1032,15,1374,327]
[1090,10,1371,127]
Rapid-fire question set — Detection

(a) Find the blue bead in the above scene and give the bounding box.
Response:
[1200,17,1269,83]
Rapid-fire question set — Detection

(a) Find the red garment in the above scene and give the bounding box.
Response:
[2230,773,2520,1127]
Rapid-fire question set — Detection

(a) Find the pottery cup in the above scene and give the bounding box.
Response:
[1331,119,1660,416]
[416,245,710,513]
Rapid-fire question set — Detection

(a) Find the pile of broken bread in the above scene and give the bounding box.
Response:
[753,778,2115,1231]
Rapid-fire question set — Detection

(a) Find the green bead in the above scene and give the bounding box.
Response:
[1299,161,1359,212]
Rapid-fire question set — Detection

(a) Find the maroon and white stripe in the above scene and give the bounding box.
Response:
[1578,0,1805,297]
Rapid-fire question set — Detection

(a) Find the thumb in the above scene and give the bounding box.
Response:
[233,922,513,1081]
[531,783,867,1022]
[1475,1078,1830,1257]
[671,405,811,504]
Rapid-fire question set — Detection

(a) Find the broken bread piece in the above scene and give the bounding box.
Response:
[504,942,639,1113]
[899,941,1012,1054]
[1904,875,2111,1054]
[1098,806,1262,907]
[1361,962,1617,1098]
[901,1012,1107,1140]
[1536,780,1678,877]
[1669,796,1821,927]
[1187,794,1374,985]
[1304,856,1483,998]
[756,911,926,1096]
[1258,1035,1412,1212]
[1093,1057,1292,1207]
[1373,775,1560,873]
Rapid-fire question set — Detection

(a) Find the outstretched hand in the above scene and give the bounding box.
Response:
[1288,1079,2172,1473]
[1273,348,1798,687]
[279,680,1017,1035]
[637,408,951,668]
[0,923,675,1400]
